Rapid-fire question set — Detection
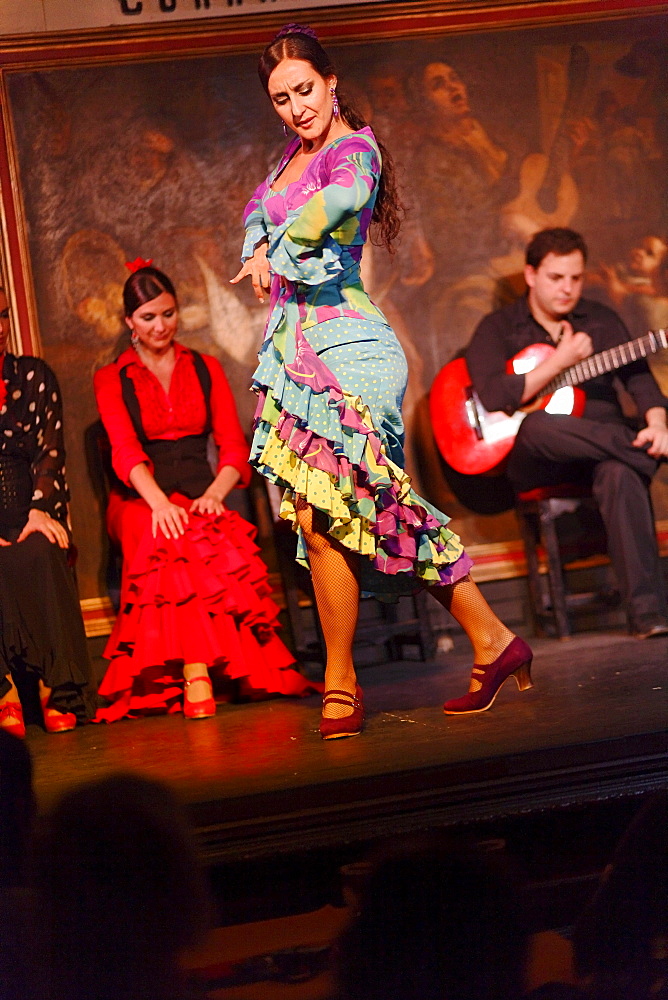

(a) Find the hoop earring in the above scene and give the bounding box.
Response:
[330,87,339,119]
[283,123,290,136]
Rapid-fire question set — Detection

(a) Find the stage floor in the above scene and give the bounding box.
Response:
[26,628,667,862]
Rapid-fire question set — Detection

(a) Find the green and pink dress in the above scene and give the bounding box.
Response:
[242,126,472,598]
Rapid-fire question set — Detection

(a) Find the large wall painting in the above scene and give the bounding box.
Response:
[1,4,667,607]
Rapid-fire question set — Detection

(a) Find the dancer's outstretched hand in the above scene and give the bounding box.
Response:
[230,244,271,303]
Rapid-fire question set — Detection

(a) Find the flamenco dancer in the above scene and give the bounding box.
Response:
[94,262,318,722]
[231,25,533,738]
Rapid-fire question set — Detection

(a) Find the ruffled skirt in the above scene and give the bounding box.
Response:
[96,492,318,722]
[251,317,473,599]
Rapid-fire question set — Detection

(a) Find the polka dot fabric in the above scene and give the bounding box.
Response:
[242,128,473,598]
[0,353,69,523]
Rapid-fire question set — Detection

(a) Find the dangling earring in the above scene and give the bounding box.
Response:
[130,330,139,348]
[283,123,290,136]
[330,86,339,119]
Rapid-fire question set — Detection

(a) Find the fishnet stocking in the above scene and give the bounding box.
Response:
[428,576,515,692]
[295,499,359,719]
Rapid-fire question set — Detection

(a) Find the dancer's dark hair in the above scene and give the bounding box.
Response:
[123,266,177,317]
[258,25,403,251]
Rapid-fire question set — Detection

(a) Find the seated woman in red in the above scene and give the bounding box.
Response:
[94,263,318,722]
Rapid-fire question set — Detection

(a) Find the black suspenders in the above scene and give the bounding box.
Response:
[119,350,213,443]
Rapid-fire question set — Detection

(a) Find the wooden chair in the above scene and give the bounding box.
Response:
[515,484,619,639]
[250,477,436,671]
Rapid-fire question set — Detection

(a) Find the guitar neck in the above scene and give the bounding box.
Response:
[545,329,668,394]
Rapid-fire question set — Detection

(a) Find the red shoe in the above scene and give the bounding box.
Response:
[183,675,216,719]
[0,701,26,739]
[319,685,364,740]
[443,636,533,715]
[41,698,77,733]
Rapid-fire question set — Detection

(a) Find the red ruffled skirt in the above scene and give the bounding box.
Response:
[95,492,319,722]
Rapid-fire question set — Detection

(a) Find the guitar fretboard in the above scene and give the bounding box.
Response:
[545,329,668,394]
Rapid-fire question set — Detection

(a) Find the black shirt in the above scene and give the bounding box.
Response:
[466,294,668,420]
[0,353,69,526]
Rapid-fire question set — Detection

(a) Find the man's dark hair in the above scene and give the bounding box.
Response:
[525,228,588,269]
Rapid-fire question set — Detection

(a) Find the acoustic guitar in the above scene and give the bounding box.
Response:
[430,328,668,476]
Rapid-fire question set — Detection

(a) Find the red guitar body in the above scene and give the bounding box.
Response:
[429,343,586,476]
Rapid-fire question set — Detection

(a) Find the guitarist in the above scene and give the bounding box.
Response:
[466,227,668,639]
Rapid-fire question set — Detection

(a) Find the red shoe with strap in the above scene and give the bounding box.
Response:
[41,698,77,733]
[183,675,216,719]
[319,685,365,740]
[443,636,533,715]
[0,701,26,739]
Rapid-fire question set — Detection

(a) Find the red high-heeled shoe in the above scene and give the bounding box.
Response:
[0,701,26,739]
[183,675,216,719]
[319,685,365,740]
[443,636,533,715]
[41,698,77,733]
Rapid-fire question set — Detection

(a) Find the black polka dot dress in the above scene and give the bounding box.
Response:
[0,354,95,721]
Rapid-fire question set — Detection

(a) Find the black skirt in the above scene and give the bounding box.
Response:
[0,532,96,722]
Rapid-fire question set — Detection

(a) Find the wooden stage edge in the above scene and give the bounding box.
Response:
[27,630,668,865]
[190,731,667,865]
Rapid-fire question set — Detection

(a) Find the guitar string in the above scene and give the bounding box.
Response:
[546,329,665,394]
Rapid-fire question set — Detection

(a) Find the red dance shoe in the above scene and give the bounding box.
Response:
[183,675,216,719]
[41,699,77,733]
[319,685,365,740]
[443,636,533,715]
[0,700,26,739]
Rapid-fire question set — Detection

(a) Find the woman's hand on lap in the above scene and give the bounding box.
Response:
[151,501,189,540]
[17,509,70,548]
[190,494,226,516]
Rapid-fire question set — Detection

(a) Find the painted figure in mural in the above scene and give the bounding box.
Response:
[93,264,319,723]
[412,60,513,372]
[417,61,508,281]
[568,36,666,249]
[597,235,668,396]
[466,227,668,639]
[0,287,96,737]
[570,88,662,234]
[231,24,532,738]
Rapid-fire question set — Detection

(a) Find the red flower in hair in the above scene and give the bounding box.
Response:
[125,257,154,273]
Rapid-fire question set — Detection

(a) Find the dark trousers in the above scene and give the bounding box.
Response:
[507,410,667,627]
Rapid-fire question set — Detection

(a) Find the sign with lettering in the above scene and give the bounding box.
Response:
[2,0,388,37]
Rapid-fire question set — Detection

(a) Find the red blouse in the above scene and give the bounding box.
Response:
[94,342,251,489]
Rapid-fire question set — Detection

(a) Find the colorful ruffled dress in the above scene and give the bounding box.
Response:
[243,127,473,597]
[94,343,318,722]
